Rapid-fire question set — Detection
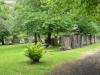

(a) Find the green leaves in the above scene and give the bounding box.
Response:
[13,0,100,36]
[78,17,99,35]
[0,1,9,20]
[25,42,44,62]
[0,1,10,41]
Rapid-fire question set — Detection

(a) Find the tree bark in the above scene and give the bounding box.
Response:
[34,33,38,44]
[38,34,42,42]
[46,24,52,47]
[94,35,96,43]
[85,35,88,45]
[1,36,5,45]
[89,34,92,44]
[47,32,52,45]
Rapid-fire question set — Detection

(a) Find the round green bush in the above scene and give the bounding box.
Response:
[25,43,44,62]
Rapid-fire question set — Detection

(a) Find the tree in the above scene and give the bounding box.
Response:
[0,23,9,45]
[13,0,46,43]
[77,16,98,45]
[13,0,100,46]
[14,0,75,45]
[0,1,10,45]
[81,0,100,14]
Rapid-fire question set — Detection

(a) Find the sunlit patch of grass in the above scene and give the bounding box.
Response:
[0,43,100,75]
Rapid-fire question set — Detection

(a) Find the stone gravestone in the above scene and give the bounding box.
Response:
[12,34,20,44]
[92,36,94,44]
[20,37,25,44]
[81,35,87,46]
[96,37,100,43]
[71,33,75,48]
[77,34,80,48]
[86,35,90,45]
[61,35,71,50]
[80,35,84,47]
[5,38,11,45]
[93,35,96,43]
[51,36,59,46]
[82,35,88,46]
[24,37,29,44]
[71,34,80,48]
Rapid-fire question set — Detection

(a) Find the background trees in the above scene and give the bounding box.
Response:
[0,1,10,45]
[0,0,100,45]
[13,0,77,45]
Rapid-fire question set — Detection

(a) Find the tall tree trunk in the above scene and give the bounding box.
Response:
[47,32,52,45]
[85,35,88,45]
[94,35,96,43]
[89,34,92,44]
[46,24,52,47]
[38,34,42,42]
[1,36,5,45]
[34,33,38,44]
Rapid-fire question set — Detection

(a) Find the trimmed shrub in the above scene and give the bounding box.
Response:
[25,43,44,62]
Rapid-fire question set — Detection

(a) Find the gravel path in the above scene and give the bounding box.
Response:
[48,47,100,75]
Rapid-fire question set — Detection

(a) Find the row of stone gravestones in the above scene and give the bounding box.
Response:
[60,34,100,50]
[4,36,35,45]
[3,34,100,49]
[4,35,46,45]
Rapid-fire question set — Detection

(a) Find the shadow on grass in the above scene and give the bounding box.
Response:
[20,60,47,65]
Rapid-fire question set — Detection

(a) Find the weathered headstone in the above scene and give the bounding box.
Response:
[87,35,90,45]
[20,37,25,44]
[71,34,80,48]
[61,35,71,50]
[51,36,59,46]
[82,35,88,45]
[5,38,10,45]
[24,37,29,43]
[12,34,20,44]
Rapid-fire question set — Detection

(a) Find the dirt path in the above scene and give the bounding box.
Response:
[48,47,100,75]
[82,47,100,58]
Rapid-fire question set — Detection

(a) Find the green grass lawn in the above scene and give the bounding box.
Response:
[0,43,100,75]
